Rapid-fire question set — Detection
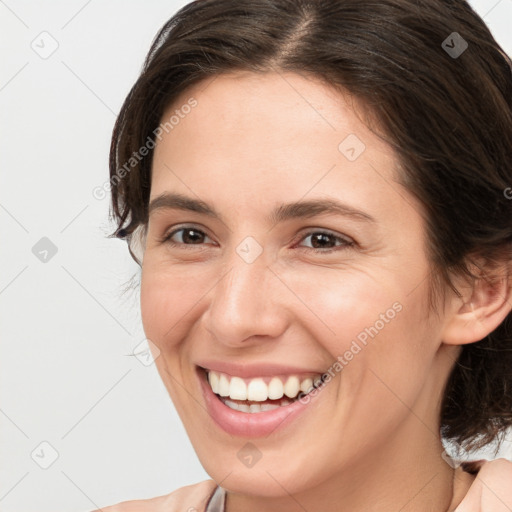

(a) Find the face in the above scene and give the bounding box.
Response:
[140,71,456,497]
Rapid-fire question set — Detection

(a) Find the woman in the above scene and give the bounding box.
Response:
[100,0,512,510]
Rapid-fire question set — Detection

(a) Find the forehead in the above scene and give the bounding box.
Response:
[158,70,389,155]
[149,71,423,229]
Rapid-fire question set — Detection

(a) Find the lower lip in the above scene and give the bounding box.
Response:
[198,368,319,437]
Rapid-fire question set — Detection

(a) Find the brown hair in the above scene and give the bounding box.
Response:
[109,0,512,453]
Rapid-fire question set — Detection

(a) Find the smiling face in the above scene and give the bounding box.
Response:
[140,71,459,504]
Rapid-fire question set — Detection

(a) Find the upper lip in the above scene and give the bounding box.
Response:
[196,360,325,378]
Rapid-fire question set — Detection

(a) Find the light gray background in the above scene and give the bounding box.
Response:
[1,1,511,511]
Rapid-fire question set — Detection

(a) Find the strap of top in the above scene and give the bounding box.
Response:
[205,485,226,512]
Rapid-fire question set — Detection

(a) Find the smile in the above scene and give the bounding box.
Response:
[197,365,328,437]
[206,369,323,412]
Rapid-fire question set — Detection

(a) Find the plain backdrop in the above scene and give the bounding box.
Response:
[1,1,512,510]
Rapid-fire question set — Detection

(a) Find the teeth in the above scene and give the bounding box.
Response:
[223,398,288,413]
[218,374,230,397]
[268,377,284,399]
[283,376,300,398]
[238,402,250,413]
[206,369,323,402]
[229,376,247,400]
[224,398,238,410]
[208,371,219,394]
[300,377,313,393]
[247,378,268,401]
[261,403,280,412]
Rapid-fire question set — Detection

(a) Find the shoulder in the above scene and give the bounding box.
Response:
[93,479,218,512]
[455,458,512,512]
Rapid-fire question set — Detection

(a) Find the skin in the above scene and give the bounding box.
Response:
[137,71,512,512]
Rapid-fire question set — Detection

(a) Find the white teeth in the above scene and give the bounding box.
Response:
[218,374,230,397]
[229,376,247,400]
[224,399,239,411]
[268,377,284,399]
[247,378,268,401]
[300,377,313,393]
[260,403,280,412]
[284,376,300,398]
[208,371,219,394]
[238,403,250,413]
[206,370,324,403]
[223,399,287,413]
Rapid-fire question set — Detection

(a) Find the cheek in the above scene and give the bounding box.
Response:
[140,263,203,346]
[338,289,436,431]
[282,265,399,349]
[289,265,434,392]
[366,294,435,387]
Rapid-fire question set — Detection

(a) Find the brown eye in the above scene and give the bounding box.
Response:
[162,226,214,246]
[298,230,354,252]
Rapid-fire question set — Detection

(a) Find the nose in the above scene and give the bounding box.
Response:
[202,249,289,347]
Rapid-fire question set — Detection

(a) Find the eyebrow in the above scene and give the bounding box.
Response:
[148,192,376,225]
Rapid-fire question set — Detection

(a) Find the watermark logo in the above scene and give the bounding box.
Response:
[442,32,468,59]
[31,31,59,60]
[31,441,59,469]
[441,441,470,469]
[133,338,160,366]
[237,442,262,468]
[236,236,263,264]
[32,237,58,263]
[338,134,366,162]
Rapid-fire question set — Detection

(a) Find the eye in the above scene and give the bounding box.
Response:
[159,225,354,253]
[160,226,214,248]
[297,230,354,253]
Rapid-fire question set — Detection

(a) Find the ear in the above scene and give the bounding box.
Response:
[442,258,512,346]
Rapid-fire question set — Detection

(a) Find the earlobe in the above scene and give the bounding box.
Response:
[442,264,512,346]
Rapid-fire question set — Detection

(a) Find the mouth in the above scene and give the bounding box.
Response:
[196,365,327,437]
[205,368,324,412]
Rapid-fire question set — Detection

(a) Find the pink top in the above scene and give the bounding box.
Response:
[97,458,512,511]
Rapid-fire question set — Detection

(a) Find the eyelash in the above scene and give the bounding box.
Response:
[159,225,355,253]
